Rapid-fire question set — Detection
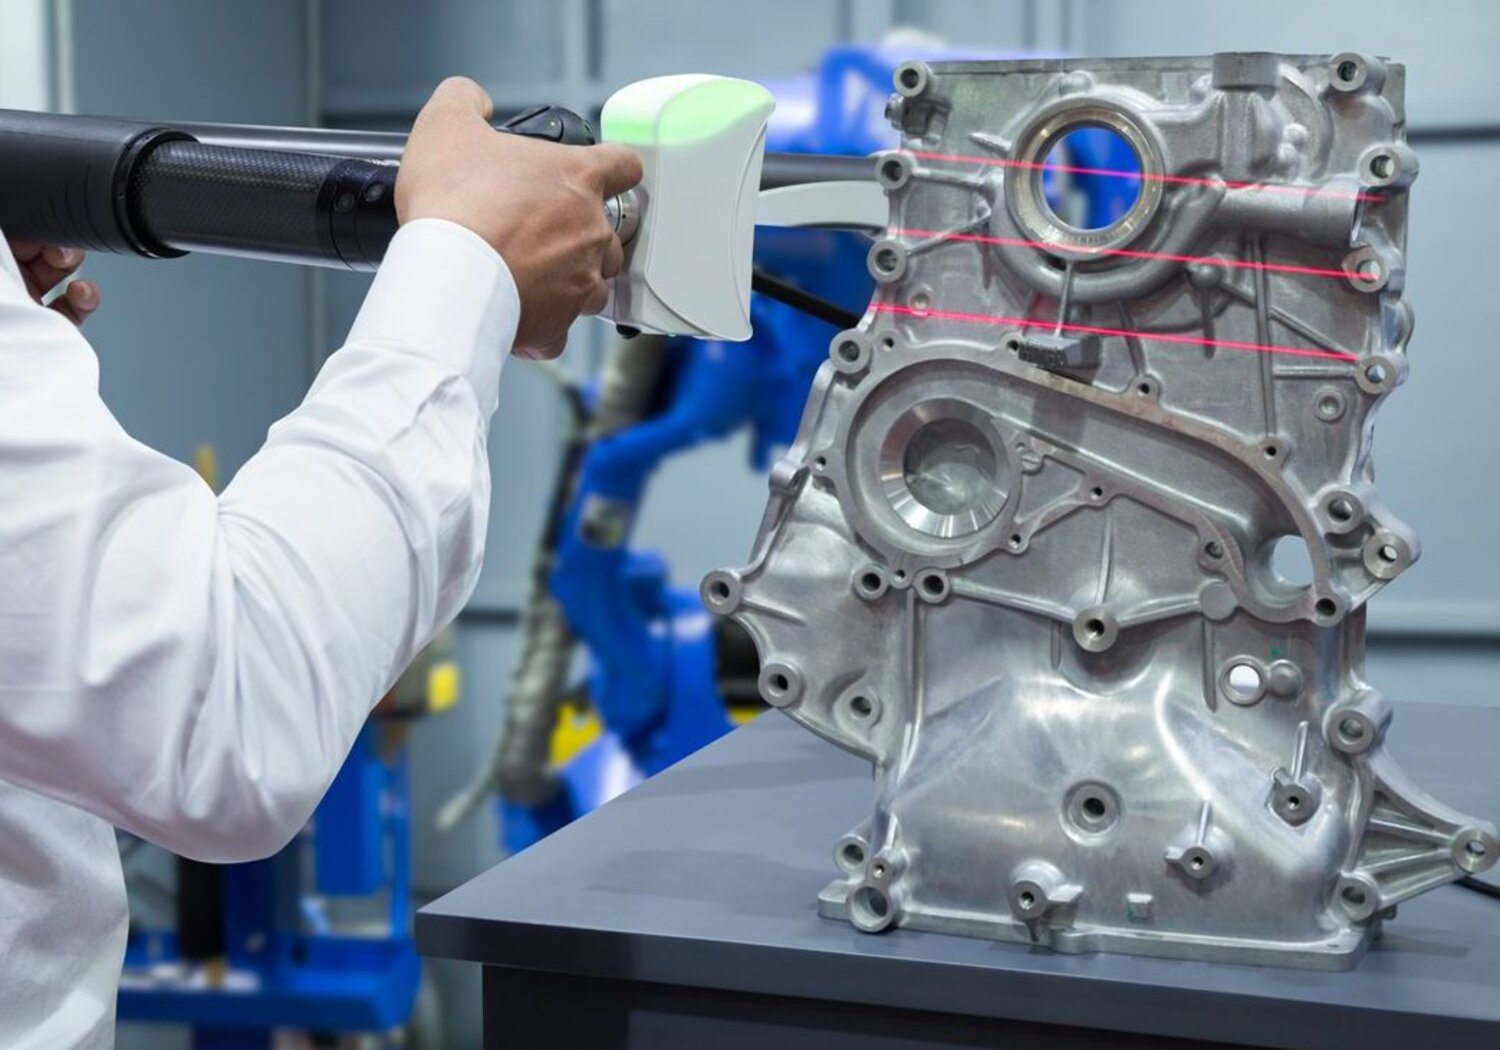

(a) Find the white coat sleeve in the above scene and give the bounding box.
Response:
[0,218,518,862]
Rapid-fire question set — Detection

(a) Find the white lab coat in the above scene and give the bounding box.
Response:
[0,219,519,1047]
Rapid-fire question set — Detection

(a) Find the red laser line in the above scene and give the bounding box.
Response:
[891,227,1370,283]
[905,150,1382,203]
[870,302,1359,363]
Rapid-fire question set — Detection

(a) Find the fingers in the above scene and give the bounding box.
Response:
[427,76,494,121]
[582,274,611,317]
[516,331,570,361]
[588,144,644,198]
[14,244,85,301]
[49,280,100,326]
[600,234,625,280]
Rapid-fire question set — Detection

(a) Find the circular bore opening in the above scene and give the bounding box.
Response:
[902,418,999,517]
[1341,884,1368,908]
[708,579,732,602]
[1204,540,1225,560]
[841,842,866,867]
[849,695,874,719]
[1286,794,1303,811]
[1189,854,1206,872]
[1040,125,1142,231]
[768,672,790,694]
[879,157,905,183]
[874,247,901,274]
[837,339,861,363]
[1137,381,1152,395]
[1082,796,1108,820]
[1083,617,1107,641]
[1315,597,1339,619]
[1329,498,1355,523]
[860,571,883,593]
[897,66,921,91]
[851,886,891,927]
[1018,891,1036,910]
[1378,543,1400,564]
[1365,362,1389,385]
[1226,662,1264,702]
[1337,59,1360,83]
[893,569,907,582]
[1264,444,1280,459]
[1338,716,1368,744]
[919,573,946,597]
[1369,153,1395,179]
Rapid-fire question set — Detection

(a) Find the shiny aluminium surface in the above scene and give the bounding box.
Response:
[705,54,1496,968]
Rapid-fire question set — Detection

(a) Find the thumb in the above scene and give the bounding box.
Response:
[426,76,494,121]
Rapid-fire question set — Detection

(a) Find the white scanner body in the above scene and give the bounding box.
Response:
[599,75,775,342]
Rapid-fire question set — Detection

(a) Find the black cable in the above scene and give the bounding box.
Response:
[752,267,861,330]
[1457,875,1500,901]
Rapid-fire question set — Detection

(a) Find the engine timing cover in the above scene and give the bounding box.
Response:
[704,53,1496,969]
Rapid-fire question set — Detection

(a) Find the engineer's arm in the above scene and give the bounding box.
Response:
[0,78,640,862]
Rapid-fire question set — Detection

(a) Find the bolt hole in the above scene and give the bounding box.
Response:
[1286,795,1303,810]
[837,340,861,362]
[1226,662,1263,701]
[1089,486,1104,500]
[1341,885,1368,908]
[880,158,905,183]
[1329,498,1354,523]
[1338,716,1367,743]
[1365,363,1389,385]
[1370,153,1395,179]
[920,573,945,596]
[1264,445,1279,459]
[898,66,921,90]
[768,673,790,694]
[1006,338,1021,353]
[893,569,907,582]
[1009,533,1024,549]
[1082,796,1107,820]
[910,291,931,312]
[1083,618,1107,641]
[850,695,874,719]
[1019,891,1036,909]
[860,571,883,593]
[880,335,896,351]
[1204,540,1225,559]
[709,580,731,602]
[875,248,900,273]
[1190,855,1205,871]
[841,842,866,867]
[1337,59,1360,82]
[814,455,827,470]
[1137,381,1152,395]
[852,885,890,924]
[1315,597,1338,619]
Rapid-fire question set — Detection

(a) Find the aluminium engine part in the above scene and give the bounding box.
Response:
[705,52,1496,969]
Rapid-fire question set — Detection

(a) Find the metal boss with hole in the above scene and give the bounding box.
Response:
[701,53,1496,969]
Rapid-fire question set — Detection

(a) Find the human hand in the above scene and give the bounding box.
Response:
[396,77,642,358]
[5,241,100,325]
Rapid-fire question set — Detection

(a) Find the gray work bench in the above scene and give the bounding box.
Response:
[417,704,1500,1049]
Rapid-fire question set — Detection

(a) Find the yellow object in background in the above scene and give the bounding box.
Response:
[193,444,218,490]
[549,702,602,765]
[426,660,460,713]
